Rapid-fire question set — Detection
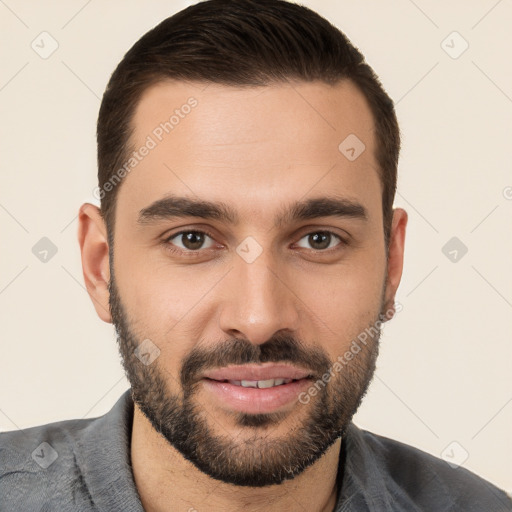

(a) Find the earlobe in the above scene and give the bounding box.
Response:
[77,203,112,323]
[382,208,408,321]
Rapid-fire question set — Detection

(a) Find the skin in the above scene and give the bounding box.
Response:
[78,79,407,511]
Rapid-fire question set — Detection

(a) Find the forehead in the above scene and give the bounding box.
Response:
[117,79,381,227]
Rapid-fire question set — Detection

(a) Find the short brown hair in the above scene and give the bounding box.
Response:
[97,0,400,246]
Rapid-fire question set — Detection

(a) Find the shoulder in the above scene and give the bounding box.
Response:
[0,415,98,511]
[0,391,139,512]
[344,424,512,511]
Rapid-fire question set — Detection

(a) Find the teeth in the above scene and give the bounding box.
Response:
[229,379,293,388]
[241,380,259,388]
[256,379,275,389]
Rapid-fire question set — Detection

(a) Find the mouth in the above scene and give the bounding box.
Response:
[205,377,301,388]
[200,364,315,414]
[201,363,313,382]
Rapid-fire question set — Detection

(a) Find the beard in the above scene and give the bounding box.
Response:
[109,267,384,487]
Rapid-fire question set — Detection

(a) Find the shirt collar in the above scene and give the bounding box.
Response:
[77,389,446,512]
[77,389,144,512]
[335,423,452,511]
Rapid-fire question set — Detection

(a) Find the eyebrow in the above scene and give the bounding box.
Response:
[138,194,368,227]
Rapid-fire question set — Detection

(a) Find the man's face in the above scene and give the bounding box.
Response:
[108,80,393,486]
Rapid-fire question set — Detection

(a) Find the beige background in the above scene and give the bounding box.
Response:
[1,0,511,492]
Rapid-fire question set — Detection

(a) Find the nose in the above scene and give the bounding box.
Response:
[218,250,300,346]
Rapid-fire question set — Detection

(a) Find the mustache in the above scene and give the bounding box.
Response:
[180,332,331,388]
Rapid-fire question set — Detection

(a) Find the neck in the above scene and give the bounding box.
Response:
[131,404,341,512]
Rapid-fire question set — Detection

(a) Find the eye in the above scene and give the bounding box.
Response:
[295,231,345,251]
[164,230,216,252]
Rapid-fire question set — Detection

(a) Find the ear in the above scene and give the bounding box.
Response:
[382,208,408,321]
[77,203,112,323]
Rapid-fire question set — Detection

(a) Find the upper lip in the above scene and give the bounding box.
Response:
[202,363,313,382]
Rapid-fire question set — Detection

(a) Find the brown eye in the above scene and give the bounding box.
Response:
[296,231,343,251]
[166,231,215,251]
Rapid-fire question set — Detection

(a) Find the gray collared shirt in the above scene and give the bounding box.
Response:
[1,390,510,511]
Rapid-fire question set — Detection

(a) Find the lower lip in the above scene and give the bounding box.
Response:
[201,378,312,414]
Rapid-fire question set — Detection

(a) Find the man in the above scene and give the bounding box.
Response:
[1,0,510,510]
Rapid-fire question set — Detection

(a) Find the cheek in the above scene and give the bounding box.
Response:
[114,234,191,320]
[113,250,221,353]
[292,257,385,358]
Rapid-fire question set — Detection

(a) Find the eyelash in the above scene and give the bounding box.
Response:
[162,229,219,257]
[162,229,348,257]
